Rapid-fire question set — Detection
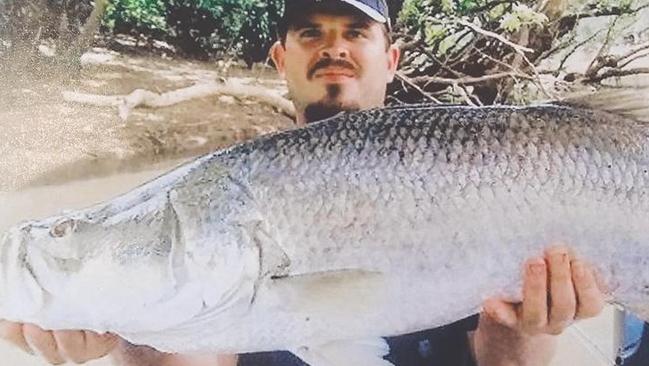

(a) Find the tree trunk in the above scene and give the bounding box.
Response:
[57,0,109,69]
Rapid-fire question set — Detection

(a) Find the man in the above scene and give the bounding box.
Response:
[243,1,606,365]
[0,0,607,365]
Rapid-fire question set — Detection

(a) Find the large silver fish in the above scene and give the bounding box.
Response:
[2,98,649,366]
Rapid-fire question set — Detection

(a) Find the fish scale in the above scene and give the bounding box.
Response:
[3,103,649,364]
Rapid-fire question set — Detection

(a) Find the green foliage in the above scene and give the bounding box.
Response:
[105,0,168,36]
[239,0,283,65]
[397,0,551,55]
[499,4,548,33]
[103,0,282,62]
[194,0,282,63]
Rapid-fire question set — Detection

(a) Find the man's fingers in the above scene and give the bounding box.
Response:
[546,247,577,333]
[22,324,65,365]
[0,323,119,365]
[572,260,606,320]
[55,330,118,363]
[82,331,119,360]
[54,330,89,364]
[0,320,32,355]
[483,298,518,328]
[521,257,548,334]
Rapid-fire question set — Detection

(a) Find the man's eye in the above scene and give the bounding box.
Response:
[300,29,321,38]
[347,30,365,38]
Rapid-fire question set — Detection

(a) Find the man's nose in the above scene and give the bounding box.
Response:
[319,33,349,58]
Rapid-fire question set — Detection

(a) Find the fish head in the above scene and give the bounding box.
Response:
[10,212,101,262]
[3,201,168,297]
[0,213,100,319]
[0,202,186,328]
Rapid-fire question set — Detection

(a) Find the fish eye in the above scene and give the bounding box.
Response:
[49,219,77,238]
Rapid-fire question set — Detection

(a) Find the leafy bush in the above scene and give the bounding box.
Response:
[105,0,168,37]
[103,0,282,62]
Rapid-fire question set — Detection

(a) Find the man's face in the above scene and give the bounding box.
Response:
[271,11,400,124]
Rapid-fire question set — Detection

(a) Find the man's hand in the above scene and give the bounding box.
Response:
[470,245,607,366]
[0,321,118,364]
[483,246,606,335]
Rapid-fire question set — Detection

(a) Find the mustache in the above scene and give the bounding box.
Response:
[308,58,357,79]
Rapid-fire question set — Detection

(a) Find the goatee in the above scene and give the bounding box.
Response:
[303,85,360,123]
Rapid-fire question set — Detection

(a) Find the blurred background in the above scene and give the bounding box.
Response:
[2,0,649,364]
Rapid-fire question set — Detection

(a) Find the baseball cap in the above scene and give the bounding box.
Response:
[281,0,391,30]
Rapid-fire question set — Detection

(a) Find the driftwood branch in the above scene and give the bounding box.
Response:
[63,81,295,121]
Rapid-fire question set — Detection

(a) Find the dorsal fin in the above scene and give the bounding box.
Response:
[551,88,649,123]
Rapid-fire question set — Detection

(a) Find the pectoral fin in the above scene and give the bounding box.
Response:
[291,338,394,366]
[269,269,388,316]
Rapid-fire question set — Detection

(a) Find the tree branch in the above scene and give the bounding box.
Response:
[585,16,619,78]
[411,72,533,86]
[395,72,442,103]
[456,19,535,55]
[618,42,649,68]
[586,67,649,83]
[618,51,649,69]
[554,29,603,75]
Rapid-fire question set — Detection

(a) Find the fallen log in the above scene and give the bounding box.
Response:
[63,80,295,121]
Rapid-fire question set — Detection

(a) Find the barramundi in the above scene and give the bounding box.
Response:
[3,97,649,366]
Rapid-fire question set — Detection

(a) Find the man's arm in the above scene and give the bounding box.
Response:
[469,246,606,366]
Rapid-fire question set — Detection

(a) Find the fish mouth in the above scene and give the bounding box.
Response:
[0,226,46,318]
[0,226,22,268]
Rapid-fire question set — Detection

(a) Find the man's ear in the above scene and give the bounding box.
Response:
[386,45,401,83]
[270,41,287,78]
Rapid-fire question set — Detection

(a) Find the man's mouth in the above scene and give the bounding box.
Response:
[313,68,355,81]
[308,58,358,80]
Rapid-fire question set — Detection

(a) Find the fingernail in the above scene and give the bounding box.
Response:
[561,253,569,263]
[550,250,568,262]
[529,261,545,275]
[547,246,569,259]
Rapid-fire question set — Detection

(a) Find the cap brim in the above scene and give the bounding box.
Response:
[339,0,387,23]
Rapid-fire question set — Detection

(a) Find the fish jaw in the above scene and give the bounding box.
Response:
[0,225,45,321]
